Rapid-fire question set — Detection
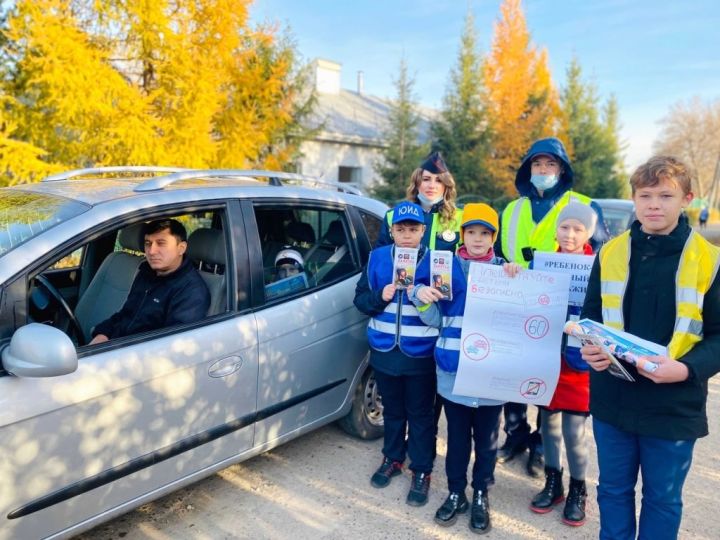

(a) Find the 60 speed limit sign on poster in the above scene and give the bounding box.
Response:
[452,263,570,406]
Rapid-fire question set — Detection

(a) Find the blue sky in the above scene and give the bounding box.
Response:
[251,0,720,170]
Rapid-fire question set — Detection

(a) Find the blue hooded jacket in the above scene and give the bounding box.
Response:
[515,137,575,222]
[495,137,608,258]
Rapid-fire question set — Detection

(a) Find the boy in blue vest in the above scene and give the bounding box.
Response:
[411,203,521,533]
[353,201,440,507]
[581,156,720,539]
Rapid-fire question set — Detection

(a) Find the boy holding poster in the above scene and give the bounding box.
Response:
[353,201,439,507]
[530,202,597,526]
[581,156,720,539]
[411,203,520,533]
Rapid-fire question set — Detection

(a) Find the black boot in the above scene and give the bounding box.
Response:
[530,466,564,513]
[434,491,469,527]
[562,477,587,526]
[469,489,491,535]
[496,437,527,463]
[526,445,544,478]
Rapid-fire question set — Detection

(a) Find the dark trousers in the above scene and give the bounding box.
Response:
[374,369,436,473]
[594,418,696,540]
[444,398,503,492]
[502,402,542,451]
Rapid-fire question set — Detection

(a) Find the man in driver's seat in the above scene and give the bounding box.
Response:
[90,219,210,344]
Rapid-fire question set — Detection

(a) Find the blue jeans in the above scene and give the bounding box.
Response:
[593,418,696,540]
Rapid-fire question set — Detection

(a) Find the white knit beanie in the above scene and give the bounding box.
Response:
[557,202,598,236]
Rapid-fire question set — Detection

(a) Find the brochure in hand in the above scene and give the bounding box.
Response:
[564,319,666,382]
[264,272,309,300]
[430,250,453,300]
[393,247,418,289]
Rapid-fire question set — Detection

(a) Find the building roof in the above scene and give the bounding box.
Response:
[306,89,436,148]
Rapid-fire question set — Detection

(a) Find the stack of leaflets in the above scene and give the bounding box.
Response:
[430,250,453,300]
[564,318,665,382]
[393,247,418,289]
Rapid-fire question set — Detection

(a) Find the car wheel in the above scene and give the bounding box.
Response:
[338,367,384,440]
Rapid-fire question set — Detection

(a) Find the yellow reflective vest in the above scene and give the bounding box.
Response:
[599,229,720,359]
[500,191,592,268]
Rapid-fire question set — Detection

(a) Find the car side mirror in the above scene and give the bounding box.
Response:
[1,323,78,377]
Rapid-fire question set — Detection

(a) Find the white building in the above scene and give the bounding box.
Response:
[297,59,434,192]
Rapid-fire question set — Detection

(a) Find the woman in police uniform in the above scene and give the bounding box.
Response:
[375,151,462,252]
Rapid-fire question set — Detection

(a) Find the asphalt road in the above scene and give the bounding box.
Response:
[79,375,720,540]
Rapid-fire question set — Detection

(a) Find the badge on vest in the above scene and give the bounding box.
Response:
[440,229,456,242]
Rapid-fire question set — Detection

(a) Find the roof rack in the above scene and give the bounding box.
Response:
[133,169,364,195]
[43,166,192,182]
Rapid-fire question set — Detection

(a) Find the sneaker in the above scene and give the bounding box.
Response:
[370,457,402,488]
[406,472,431,506]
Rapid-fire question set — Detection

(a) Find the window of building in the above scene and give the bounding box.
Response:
[338,166,362,184]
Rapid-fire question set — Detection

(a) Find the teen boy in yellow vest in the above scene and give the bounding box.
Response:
[581,156,720,540]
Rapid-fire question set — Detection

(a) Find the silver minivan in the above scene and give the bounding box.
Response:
[0,169,386,540]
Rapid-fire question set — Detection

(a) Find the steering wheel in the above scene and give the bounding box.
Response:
[34,275,86,346]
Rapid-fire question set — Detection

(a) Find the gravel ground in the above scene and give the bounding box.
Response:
[79,374,720,540]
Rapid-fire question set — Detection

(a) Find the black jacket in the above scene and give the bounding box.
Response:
[581,219,720,439]
[93,257,210,340]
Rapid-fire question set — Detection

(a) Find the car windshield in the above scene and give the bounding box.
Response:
[0,190,90,257]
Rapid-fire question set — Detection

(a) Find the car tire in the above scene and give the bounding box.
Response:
[338,368,384,440]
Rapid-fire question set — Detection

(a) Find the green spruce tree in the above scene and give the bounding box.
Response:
[561,58,626,198]
[598,95,628,198]
[431,12,495,202]
[372,57,428,203]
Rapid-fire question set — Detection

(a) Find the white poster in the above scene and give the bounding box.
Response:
[452,263,570,406]
[532,252,595,307]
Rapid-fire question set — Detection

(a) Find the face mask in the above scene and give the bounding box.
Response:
[530,174,559,191]
[417,192,443,207]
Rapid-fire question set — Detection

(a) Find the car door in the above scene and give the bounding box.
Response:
[246,199,370,447]
[0,203,259,540]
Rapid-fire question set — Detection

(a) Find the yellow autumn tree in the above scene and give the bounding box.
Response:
[483,0,562,195]
[1,0,312,182]
[0,96,62,185]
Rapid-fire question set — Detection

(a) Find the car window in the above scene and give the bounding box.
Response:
[601,207,634,238]
[22,208,230,349]
[111,212,216,254]
[49,247,84,270]
[359,210,382,246]
[254,204,356,300]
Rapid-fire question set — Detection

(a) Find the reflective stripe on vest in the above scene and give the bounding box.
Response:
[599,229,720,359]
[501,191,592,268]
[366,245,439,357]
